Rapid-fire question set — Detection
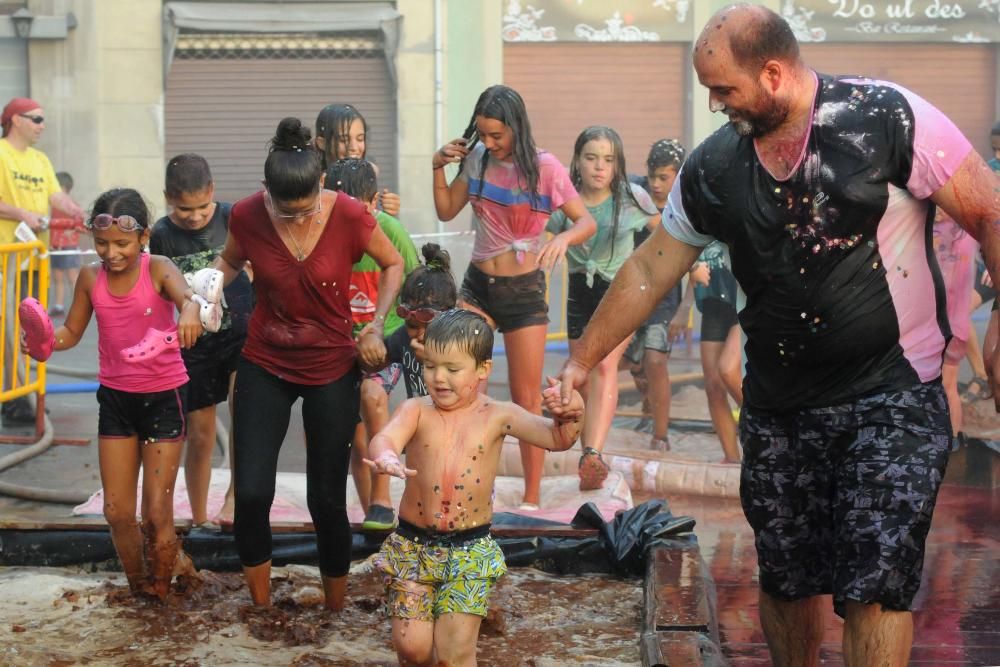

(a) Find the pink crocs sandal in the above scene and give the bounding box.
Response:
[192,294,222,333]
[18,297,55,361]
[120,327,180,363]
[185,268,224,304]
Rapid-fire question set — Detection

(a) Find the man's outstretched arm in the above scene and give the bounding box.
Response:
[560,225,702,403]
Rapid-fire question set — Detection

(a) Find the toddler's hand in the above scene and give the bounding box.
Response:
[409,337,426,362]
[363,451,417,479]
[543,376,583,421]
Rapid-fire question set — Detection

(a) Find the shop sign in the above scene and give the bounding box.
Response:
[502,0,693,42]
[783,0,1000,42]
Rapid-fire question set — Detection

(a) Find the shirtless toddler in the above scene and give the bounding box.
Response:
[364,308,584,667]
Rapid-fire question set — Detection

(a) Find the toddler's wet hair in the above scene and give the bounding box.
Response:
[425,309,493,365]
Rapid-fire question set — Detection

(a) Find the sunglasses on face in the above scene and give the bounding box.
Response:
[396,304,443,324]
[85,214,143,232]
[265,191,322,220]
[18,114,43,125]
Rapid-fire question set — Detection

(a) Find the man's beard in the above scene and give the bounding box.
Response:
[731,96,789,138]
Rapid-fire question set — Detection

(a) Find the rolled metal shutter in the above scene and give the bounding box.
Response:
[801,43,998,158]
[165,36,397,204]
[504,42,689,173]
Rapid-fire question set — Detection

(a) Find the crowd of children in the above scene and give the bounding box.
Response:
[15,88,1000,664]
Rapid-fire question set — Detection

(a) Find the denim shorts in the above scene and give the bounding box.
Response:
[739,380,951,618]
[625,321,674,364]
[97,384,188,442]
[459,263,548,333]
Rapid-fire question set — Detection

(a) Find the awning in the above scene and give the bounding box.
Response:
[162,2,401,78]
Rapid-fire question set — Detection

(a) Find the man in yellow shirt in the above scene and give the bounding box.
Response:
[0,97,83,424]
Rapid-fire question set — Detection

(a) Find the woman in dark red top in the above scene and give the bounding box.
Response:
[213,117,403,610]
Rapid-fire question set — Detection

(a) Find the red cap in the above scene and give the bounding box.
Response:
[1,97,41,137]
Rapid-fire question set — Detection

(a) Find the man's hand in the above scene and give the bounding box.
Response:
[363,451,416,479]
[557,358,592,406]
[543,376,584,421]
[21,211,45,231]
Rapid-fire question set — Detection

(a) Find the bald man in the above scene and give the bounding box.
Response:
[557,4,1000,666]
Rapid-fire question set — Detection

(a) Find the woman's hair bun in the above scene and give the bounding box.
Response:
[271,117,313,152]
[421,243,451,271]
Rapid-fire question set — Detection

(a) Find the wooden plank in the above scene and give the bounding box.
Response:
[652,546,712,633]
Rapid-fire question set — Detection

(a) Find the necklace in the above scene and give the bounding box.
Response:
[284,220,314,261]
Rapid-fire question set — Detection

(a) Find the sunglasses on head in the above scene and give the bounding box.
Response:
[396,304,443,324]
[18,114,43,125]
[85,213,143,232]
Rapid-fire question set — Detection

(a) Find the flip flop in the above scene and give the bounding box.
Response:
[578,447,610,491]
[18,297,55,361]
[192,294,222,333]
[960,375,993,403]
[185,268,224,304]
[120,327,180,363]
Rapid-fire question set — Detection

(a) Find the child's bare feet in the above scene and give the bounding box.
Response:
[214,490,235,524]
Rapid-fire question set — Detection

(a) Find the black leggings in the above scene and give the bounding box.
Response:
[232,357,359,577]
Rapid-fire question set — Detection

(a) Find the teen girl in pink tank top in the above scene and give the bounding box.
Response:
[40,188,204,600]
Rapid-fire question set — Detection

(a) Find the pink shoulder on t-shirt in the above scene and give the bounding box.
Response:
[843,79,972,199]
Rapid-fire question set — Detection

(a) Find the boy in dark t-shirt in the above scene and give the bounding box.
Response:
[149,154,253,526]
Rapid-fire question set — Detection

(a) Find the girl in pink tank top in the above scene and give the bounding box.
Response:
[40,188,204,600]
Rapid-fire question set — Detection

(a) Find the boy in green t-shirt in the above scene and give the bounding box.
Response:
[327,158,420,530]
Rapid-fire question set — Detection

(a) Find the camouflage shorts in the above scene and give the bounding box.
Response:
[739,381,951,618]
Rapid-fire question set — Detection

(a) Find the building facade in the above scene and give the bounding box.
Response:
[3,0,998,233]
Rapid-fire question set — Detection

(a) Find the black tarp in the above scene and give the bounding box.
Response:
[0,501,696,575]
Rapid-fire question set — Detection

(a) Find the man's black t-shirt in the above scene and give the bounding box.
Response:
[664,74,971,412]
[149,203,254,356]
[386,326,426,399]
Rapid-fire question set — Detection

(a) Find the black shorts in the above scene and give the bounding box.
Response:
[181,329,245,411]
[700,297,738,343]
[97,384,188,442]
[566,273,610,340]
[459,263,548,333]
[739,380,951,618]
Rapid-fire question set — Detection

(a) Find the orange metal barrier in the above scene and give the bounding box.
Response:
[0,239,49,440]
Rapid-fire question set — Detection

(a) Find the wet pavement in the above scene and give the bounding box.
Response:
[2,310,999,664]
[649,481,1000,665]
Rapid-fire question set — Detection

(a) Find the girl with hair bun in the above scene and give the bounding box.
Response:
[432,85,596,509]
[211,116,404,610]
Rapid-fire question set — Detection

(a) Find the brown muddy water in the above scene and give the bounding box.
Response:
[0,562,642,666]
